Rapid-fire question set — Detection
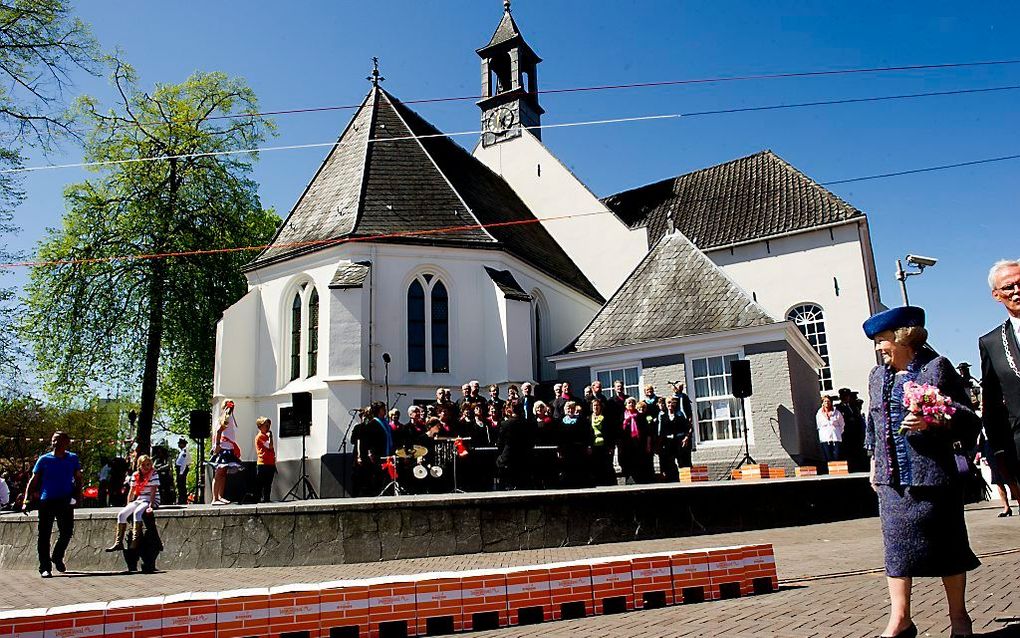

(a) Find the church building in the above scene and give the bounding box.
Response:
[212,3,882,495]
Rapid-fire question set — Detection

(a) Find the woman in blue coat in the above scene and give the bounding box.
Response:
[864,306,980,638]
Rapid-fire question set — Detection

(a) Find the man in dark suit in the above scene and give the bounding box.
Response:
[979,259,1020,510]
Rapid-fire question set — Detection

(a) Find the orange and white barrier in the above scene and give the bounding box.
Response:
[546,561,595,620]
[269,583,320,638]
[366,576,417,638]
[413,572,463,635]
[459,569,508,631]
[670,549,713,602]
[828,460,850,475]
[679,465,710,483]
[504,565,553,625]
[630,552,675,608]
[0,608,46,638]
[44,603,106,638]
[587,557,633,614]
[743,543,779,594]
[795,466,817,477]
[738,463,770,480]
[216,588,270,638]
[104,597,163,638]
[319,580,369,638]
[766,467,786,478]
[162,592,217,638]
[706,546,752,599]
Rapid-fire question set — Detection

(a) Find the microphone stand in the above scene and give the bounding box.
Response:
[389,392,406,412]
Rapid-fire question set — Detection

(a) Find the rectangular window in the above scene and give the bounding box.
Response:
[595,366,641,398]
[691,354,744,443]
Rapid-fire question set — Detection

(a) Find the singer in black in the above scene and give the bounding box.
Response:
[351,402,393,496]
[658,396,694,481]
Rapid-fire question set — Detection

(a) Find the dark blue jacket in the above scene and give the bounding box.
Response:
[865,353,980,487]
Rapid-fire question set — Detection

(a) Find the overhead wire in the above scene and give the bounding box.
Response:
[2,149,1018,270]
[4,83,1020,174]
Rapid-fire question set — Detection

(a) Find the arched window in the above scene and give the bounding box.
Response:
[307,288,319,377]
[407,273,450,373]
[533,304,544,381]
[290,293,302,381]
[787,303,833,391]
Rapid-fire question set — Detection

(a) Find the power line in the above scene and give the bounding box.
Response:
[3,149,1019,270]
[5,83,1019,175]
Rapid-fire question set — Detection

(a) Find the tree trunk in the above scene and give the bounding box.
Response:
[136,259,165,455]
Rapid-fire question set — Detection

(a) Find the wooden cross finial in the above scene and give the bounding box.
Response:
[367,57,385,86]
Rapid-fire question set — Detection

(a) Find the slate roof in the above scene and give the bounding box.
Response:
[602,150,865,250]
[484,266,530,301]
[480,9,525,52]
[248,86,602,304]
[329,261,371,289]
[562,231,774,354]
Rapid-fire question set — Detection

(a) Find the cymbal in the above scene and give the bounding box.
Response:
[395,445,428,459]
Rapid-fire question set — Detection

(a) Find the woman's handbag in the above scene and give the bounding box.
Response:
[954,442,990,504]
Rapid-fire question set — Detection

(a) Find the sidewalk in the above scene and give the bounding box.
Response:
[1,504,1017,637]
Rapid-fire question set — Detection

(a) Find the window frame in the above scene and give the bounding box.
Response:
[591,362,643,399]
[282,278,321,386]
[406,272,452,375]
[685,349,752,448]
[786,302,833,392]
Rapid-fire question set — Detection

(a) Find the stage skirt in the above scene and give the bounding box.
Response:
[877,484,980,578]
[212,449,244,474]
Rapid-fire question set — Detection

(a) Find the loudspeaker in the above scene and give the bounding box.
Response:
[189,410,212,439]
[292,392,312,435]
[730,359,753,398]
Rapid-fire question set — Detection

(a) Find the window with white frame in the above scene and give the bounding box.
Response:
[287,282,321,382]
[407,273,450,373]
[787,303,833,392]
[691,354,745,442]
[595,366,640,398]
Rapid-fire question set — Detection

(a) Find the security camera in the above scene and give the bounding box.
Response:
[906,254,937,268]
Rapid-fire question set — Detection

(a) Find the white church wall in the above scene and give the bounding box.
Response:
[504,298,534,382]
[706,221,879,396]
[213,287,260,400]
[473,130,647,299]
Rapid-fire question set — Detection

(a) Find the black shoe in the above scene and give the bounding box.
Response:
[40,570,52,578]
[52,558,66,573]
[997,508,1013,518]
[878,623,917,638]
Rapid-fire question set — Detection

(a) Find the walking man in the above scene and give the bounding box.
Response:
[980,259,1020,512]
[23,431,82,578]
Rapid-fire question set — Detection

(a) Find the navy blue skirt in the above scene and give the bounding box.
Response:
[878,484,980,577]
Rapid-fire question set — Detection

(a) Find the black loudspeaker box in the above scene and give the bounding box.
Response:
[285,391,312,437]
[189,410,212,439]
[730,359,753,398]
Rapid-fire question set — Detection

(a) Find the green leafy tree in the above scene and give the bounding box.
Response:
[0,0,100,387]
[22,59,279,453]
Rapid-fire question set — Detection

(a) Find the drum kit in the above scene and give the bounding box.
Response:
[377,443,444,496]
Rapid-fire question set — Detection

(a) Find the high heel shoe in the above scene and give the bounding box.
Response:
[998,507,1013,518]
[877,622,917,638]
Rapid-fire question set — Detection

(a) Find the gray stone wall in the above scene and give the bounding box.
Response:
[641,355,685,396]
[788,346,827,464]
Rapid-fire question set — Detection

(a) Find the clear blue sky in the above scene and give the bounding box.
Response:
[8,0,1020,378]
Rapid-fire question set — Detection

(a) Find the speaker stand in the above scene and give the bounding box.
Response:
[283,432,318,501]
[193,437,206,504]
[738,396,756,466]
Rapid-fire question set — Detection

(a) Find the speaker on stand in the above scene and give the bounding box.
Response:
[729,359,756,467]
[282,392,318,501]
[189,410,212,504]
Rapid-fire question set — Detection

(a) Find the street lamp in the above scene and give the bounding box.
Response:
[895,254,938,306]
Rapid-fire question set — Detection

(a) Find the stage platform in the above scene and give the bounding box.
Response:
[0,474,874,571]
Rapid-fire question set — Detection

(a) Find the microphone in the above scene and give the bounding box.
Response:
[395,392,407,398]
[348,408,361,415]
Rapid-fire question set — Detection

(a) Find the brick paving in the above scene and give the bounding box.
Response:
[0,504,1018,636]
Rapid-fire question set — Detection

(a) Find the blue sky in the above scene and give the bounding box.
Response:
[7,0,1020,377]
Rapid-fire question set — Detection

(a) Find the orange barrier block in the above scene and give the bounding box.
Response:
[707,546,752,599]
[104,597,163,638]
[269,583,320,638]
[44,602,106,638]
[630,552,675,608]
[730,469,742,480]
[766,467,786,479]
[504,565,553,626]
[217,588,270,638]
[319,580,370,638]
[738,464,769,480]
[459,569,508,631]
[588,557,633,615]
[0,608,47,638]
[828,461,849,475]
[669,550,713,602]
[547,561,595,620]
[161,592,217,638]
[743,543,779,594]
[795,466,817,477]
[367,576,417,638]
[679,465,710,483]
[162,587,216,632]
[413,572,463,636]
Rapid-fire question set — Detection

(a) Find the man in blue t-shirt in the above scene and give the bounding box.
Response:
[23,431,82,578]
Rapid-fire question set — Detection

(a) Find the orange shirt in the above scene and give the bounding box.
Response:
[255,431,276,465]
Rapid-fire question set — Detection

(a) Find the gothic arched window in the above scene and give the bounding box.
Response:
[407,274,450,373]
[290,293,302,381]
[787,303,833,391]
[307,288,319,377]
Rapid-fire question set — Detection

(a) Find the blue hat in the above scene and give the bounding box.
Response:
[863,306,925,339]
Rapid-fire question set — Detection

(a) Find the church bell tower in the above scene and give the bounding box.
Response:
[477,0,544,147]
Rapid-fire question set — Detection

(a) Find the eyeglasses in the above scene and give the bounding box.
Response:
[996,281,1020,293]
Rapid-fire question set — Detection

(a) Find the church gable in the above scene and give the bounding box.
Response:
[603,150,865,250]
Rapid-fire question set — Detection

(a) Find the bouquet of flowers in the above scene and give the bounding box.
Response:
[900,381,956,433]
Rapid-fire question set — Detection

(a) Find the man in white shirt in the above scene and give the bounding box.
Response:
[174,438,190,505]
[0,474,9,509]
